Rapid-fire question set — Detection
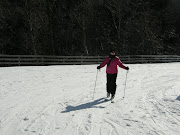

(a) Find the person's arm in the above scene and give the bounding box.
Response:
[97,57,108,69]
[117,58,129,70]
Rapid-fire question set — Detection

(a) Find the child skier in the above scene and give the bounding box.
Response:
[97,48,129,102]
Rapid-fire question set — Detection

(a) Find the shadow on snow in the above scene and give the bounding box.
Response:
[176,95,180,101]
[61,98,108,113]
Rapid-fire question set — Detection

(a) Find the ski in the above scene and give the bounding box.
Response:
[104,98,115,103]
[104,98,110,101]
[111,100,114,103]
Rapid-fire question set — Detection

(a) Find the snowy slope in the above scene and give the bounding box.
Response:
[0,63,180,135]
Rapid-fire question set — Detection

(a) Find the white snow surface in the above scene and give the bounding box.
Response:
[0,63,180,135]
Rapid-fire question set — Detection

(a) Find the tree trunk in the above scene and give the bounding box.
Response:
[46,0,55,55]
[27,0,37,55]
[82,3,88,55]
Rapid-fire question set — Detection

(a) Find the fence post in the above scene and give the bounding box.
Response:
[141,55,143,63]
[36,56,38,65]
[41,57,44,65]
[18,56,20,66]
[81,56,83,64]
[98,55,99,63]
[128,55,130,64]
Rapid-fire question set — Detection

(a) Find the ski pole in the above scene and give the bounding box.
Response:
[123,70,129,98]
[93,69,99,99]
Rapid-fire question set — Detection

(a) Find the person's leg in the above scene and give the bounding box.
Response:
[106,73,111,96]
[107,73,117,94]
[111,73,117,98]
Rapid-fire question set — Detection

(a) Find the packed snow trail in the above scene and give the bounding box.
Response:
[0,63,180,135]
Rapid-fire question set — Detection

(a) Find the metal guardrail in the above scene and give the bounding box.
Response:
[0,55,180,67]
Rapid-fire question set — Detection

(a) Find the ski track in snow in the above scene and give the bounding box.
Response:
[0,63,180,135]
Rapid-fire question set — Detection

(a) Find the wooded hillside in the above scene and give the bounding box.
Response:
[0,0,180,56]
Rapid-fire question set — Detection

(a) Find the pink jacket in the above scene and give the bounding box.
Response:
[100,56,126,74]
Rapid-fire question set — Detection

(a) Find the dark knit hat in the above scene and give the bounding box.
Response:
[110,48,115,53]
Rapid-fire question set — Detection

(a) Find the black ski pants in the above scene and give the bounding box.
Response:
[106,73,117,95]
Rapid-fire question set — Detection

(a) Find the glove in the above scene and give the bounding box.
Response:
[125,66,129,70]
[97,66,100,69]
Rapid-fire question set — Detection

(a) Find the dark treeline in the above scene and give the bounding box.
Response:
[0,0,180,56]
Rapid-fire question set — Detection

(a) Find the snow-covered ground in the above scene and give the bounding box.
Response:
[0,63,180,135]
